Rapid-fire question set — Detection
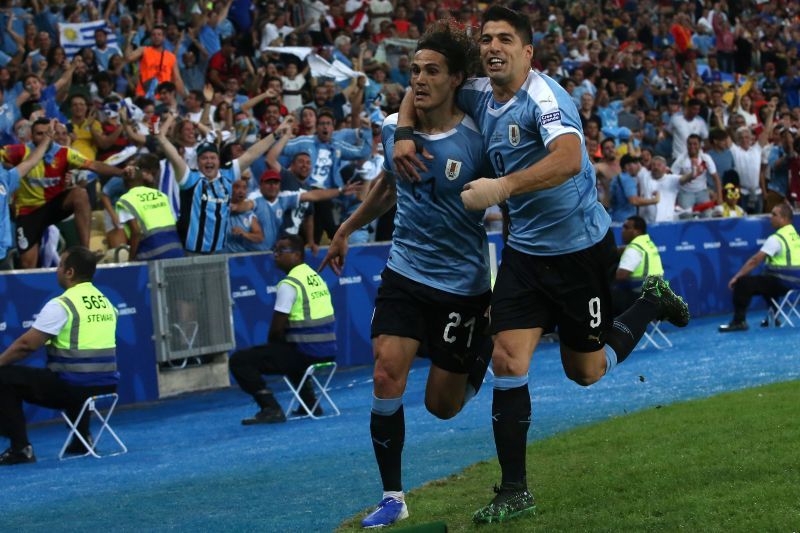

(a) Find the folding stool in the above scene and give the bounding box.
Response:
[58,393,128,460]
[284,362,340,420]
[768,289,800,327]
[637,320,672,350]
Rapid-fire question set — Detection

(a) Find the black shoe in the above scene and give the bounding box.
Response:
[472,482,536,524]
[242,406,286,425]
[719,321,749,333]
[760,317,781,328]
[0,445,36,466]
[641,276,690,327]
[291,404,323,417]
[64,434,94,455]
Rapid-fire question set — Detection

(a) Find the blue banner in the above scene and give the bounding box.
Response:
[2,215,797,422]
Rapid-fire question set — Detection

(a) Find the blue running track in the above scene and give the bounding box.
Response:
[1,316,798,532]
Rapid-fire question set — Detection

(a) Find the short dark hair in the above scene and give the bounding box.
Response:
[601,137,616,149]
[317,108,336,122]
[687,98,702,107]
[277,234,306,253]
[774,202,793,221]
[709,128,729,142]
[481,5,533,46]
[137,153,160,175]
[415,19,479,87]
[626,215,647,234]
[687,133,702,143]
[156,81,176,94]
[63,246,99,281]
[32,118,51,129]
[188,89,204,103]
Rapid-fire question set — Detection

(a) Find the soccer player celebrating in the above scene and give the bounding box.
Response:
[320,21,493,529]
[393,5,691,524]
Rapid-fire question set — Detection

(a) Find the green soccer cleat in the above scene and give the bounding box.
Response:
[472,483,536,524]
[641,276,690,327]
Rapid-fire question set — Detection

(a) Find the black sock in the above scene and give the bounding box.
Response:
[606,297,659,365]
[492,385,531,486]
[466,336,494,401]
[371,406,405,492]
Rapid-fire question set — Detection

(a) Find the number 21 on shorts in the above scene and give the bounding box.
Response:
[443,312,476,348]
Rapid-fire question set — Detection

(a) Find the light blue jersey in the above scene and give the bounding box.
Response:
[382,114,491,296]
[0,167,20,260]
[225,210,262,253]
[280,132,372,190]
[458,71,611,256]
[251,192,301,251]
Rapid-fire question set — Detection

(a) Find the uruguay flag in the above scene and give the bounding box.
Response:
[58,20,118,58]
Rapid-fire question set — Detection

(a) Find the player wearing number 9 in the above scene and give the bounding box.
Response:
[393,5,691,524]
[0,246,118,465]
[319,21,495,529]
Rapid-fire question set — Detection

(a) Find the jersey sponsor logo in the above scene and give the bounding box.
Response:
[540,111,561,125]
[508,124,521,146]
[445,159,462,181]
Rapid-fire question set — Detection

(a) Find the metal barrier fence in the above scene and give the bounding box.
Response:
[149,255,236,363]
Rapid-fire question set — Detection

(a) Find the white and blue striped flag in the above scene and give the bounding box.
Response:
[58,20,118,58]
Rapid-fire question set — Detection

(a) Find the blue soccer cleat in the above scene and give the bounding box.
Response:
[361,496,409,528]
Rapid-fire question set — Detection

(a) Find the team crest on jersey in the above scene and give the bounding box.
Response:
[509,124,521,146]
[445,159,462,180]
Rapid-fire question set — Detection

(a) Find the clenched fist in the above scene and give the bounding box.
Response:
[461,177,510,211]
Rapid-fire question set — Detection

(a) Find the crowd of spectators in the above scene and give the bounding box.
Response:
[0,0,798,270]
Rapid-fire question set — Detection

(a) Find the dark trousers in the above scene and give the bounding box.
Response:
[732,275,788,322]
[0,366,115,450]
[229,342,334,401]
[313,199,338,244]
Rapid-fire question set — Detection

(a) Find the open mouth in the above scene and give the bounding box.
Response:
[487,57,505,71]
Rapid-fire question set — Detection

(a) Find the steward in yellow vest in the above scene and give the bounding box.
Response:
[614,216,665,313]
[720,203,800,332]
[116,154,184,260]
[0,246,118,465]
[229,235,337,425]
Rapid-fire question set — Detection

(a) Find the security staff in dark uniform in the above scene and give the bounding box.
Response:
[0,246,118,465]
[230,234,337,425]
[613,216,665,314]
[721,203,800,331]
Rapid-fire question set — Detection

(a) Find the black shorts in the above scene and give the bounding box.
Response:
[490,230,618,353]
[371,268,492,374]
[15,191,73,252]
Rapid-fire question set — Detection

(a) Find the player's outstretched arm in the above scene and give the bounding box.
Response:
[461,134,583,210]
[319,171,396,275]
